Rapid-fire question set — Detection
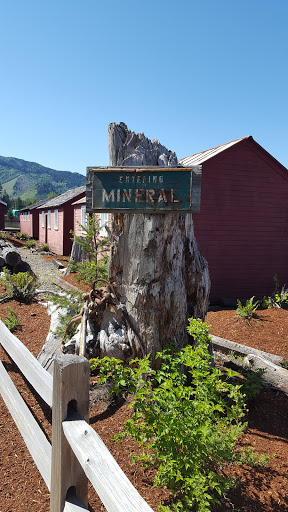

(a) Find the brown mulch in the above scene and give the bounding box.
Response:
[0,244,287,511]
[206,307,288,360]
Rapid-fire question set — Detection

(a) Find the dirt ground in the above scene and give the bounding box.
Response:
[0,245,287,511]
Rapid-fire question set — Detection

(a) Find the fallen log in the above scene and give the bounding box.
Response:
[12,261,33,274]
[0,246,21,266]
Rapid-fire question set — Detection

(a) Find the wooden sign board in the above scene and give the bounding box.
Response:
[86,166,202,214]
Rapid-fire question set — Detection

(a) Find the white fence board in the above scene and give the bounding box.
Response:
[64,495,88,511]
[0,360,52,489]
[0,320,53,406]
[63,413,154,512]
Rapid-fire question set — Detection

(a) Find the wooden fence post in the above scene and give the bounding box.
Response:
[50,354,90,512]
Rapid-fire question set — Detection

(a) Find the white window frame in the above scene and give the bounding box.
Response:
[28,212,30,222]
[100,213,109,237]
[42,211,45,228]
[54,209,58,230]
[81,205,87,234]
[48,210,51,229]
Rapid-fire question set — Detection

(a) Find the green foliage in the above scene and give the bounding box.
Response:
[38,242,50,252]
[70,214,110,284]
[0,268,37,303]
[0,154,85,202]
[236,296,259,326]
[6,208,14,221]
[45,290,83,339]
[0,231,10,240]
[3,307,19,332]
[75,255,109,285]
[25,239,36,249]
[14,231,28,240]
[91,319,268,512]
[262,275,288,309]
[240,367,265,401]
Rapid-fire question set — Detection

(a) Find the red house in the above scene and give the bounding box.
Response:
[19,199,50,239]
[73,196,110,238]
[179,136,288,304]
[37,186,86,255]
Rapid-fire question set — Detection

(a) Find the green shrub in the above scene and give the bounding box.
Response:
[25,239,37,249]
[262,275,288,309]
[38,242,50,252]
[3,307,19,332]
[76,255,109,285]
[90,319,268,512]
[236,296,259,326]
[14,231,28,240]
[0,231,10,241]
[45,290,83,339]
[0,268,37,303]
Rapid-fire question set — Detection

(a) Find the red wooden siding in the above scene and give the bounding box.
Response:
[0,203,5,230]
[192,138,288,303]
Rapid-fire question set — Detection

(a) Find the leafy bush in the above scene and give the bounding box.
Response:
[0,231,10,241]
[75,255,109,285]
[0,268,37,303]
[90,319,268,512]
[25,239,37,249]
[236,296,259,326]
[262,275,288,309]
[38,242,50,252]
[3,307,19,331]
[14,232,28,240]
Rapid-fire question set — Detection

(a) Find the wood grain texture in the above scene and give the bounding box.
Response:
[0,360,52,489]
[63,412,154,512]
[50,355,90,512]
[0,320,53,406]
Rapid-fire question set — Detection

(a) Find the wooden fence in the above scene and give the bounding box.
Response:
[0,320,154,512]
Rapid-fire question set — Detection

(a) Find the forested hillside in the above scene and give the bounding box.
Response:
[0,155,86,202]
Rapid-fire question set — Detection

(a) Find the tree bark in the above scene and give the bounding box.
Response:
[103,123,210,362]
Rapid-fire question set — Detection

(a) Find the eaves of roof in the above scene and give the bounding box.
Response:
[72,196,86,206]
[179,136,251,166]
[36,186,86,209]
[20,198,51,211]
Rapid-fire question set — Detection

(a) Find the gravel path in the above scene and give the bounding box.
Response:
[17,246,61,292]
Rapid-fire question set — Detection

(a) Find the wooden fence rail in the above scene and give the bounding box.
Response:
[0,320,154,512]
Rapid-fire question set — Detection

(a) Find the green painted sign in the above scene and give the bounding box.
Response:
[86,166,202,213]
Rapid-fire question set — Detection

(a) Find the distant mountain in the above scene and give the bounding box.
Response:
[0,155,86,201]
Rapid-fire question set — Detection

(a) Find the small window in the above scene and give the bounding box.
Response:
[42,211,45,228]
[100,213,109,237]
[28,212,30,222]
[48,210,51,229]
[54,209,58,230]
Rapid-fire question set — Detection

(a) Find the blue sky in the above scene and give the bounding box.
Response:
[0,0,287,176]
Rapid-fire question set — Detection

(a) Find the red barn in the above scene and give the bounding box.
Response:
[37,186,86,255]
[179,136,288,304]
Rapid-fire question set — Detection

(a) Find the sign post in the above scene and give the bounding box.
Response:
[86,166,202,214]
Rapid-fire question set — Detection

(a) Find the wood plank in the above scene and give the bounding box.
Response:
[63,412,154,512]
[63,495,88,511]
[52,276,82,293]
[50,355,90,512]
[0,360,52,489]
[0,320,53,407]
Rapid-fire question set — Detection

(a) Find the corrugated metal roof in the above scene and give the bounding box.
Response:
[179,136,251,166]
[36,186,86,209]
